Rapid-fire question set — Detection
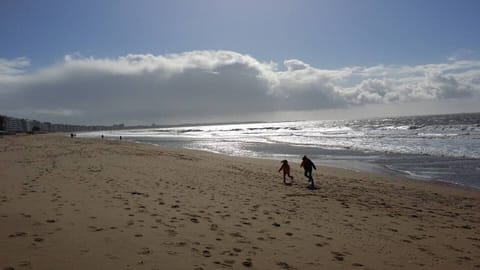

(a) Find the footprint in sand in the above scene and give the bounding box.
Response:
[223,259,235,265]
[210,224,218,231]
[8,232,28,238]
[331,251,344,261]
[230,232,243,238]
[242,259,253,267]
[277,262,295,269]
[137,247,151,255]
[33,237,44,242]
[18,260,31,268]
[220,250,235,256]
[166,229,178,237]
[190,218,199,223]
[202,250,211,257]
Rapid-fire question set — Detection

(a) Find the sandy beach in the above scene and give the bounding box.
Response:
[1,134,479,270]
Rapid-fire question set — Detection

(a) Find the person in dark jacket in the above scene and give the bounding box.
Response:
[300,155,316,189]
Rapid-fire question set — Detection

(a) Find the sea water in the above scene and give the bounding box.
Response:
[79,113,480,189]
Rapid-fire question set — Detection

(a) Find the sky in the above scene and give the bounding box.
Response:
[1,0,480,125]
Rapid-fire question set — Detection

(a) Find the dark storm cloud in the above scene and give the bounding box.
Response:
[0,51,479,124]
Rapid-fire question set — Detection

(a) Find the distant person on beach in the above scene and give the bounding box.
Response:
[101,134,104,139]
[119,136,122,140]
[278,160,294,185]
[301,155,316,189]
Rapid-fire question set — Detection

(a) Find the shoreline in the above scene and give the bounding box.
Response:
[115,135,480,193]
[80,129,480,190]
[1,134,479,269]
[79,133,480,197]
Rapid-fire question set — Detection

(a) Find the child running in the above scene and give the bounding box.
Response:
[301,155,317,189]
[278,160,294,185]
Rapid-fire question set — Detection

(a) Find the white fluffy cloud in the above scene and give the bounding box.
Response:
[0,50,479,124]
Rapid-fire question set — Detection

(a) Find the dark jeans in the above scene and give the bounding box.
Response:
[304,169,315,188]
[304,169,313,180]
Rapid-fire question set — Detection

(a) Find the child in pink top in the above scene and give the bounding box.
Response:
[278,160,294,185]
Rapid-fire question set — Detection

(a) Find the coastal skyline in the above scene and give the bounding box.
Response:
[1,0,480,125]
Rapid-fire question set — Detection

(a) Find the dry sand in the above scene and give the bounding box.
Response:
[1,134,479,270]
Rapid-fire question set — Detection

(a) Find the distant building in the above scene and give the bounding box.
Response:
[4,116,24,133]
[0,114,134,134]
[0,115,5,131]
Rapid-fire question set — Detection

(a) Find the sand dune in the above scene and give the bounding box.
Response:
[1,134,479,269]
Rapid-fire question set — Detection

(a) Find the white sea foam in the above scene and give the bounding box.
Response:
[81,114,480,159]
[79,113,480,189]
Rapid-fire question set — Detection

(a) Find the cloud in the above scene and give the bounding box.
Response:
[341,60,480,104]
[0,57,30,76]
[0,50,479,124]
[447,48,480,62]
[0,57,31,89]
[283,59,310,71]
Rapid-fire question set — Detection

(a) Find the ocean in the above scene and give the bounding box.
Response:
[78,113,480,189]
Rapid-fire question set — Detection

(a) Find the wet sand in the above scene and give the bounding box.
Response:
[1,134,479,269]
